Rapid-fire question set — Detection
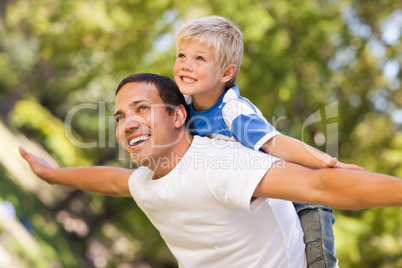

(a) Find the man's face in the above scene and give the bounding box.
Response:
[114,82,179,167]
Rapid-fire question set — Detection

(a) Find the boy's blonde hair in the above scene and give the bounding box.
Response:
[175,16,244,89]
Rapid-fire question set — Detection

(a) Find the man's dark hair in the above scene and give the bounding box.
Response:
[116,73,190,126]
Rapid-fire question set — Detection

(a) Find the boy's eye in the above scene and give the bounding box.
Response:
[196,56,205,61]
[115,115,125,123]
[178,53,186,59]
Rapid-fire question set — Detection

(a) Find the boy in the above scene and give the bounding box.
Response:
[172,15,362,267]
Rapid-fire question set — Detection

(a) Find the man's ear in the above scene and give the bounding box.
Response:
[219,64,236,83]
[173,105,187,128]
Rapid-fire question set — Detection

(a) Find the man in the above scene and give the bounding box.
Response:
[21,73,402,267]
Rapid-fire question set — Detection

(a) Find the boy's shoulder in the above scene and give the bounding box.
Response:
[222,85,241,102]
[222,85,260,112]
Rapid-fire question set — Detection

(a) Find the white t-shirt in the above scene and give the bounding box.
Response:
[128,136,306,268]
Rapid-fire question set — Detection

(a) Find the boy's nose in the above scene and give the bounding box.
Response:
[182,60,194,71]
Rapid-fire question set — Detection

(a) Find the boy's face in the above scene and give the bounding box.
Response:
[174,40,226,108]
[114,82,180,167]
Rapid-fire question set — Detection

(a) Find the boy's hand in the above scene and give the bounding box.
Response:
[19,146,54,184]
[322,157,338,168]
[323,157,365,171]
[335,161,365,171]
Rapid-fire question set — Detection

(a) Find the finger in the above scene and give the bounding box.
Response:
[324,157,338,168]
[19,146,35,163]
[331,158,339,167]
[340,163,365,171]
[19,146,29,159]
[352,165,365,171]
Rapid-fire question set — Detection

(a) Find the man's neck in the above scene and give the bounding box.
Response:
[151,132,193,179]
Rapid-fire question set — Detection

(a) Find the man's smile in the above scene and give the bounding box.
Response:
[128,134,150,148]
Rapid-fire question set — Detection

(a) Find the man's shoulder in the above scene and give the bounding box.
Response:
[191,136,254,153]
[129,166,153,179]
[191,135,229,148]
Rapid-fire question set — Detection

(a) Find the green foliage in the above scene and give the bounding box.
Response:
[335,207,402,267]
[0,163,82,267]
[9,99,92,167]
[0,0,401,267]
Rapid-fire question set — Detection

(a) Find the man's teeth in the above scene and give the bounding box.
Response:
[129,136,149,146]
[182,77,196,82]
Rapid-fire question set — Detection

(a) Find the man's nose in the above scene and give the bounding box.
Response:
[125,116,141,132]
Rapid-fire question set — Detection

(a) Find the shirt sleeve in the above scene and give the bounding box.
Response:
[222,99,280,150]
[205,143,280,211]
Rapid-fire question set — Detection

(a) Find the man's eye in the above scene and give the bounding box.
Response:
[116,115,125,122]
[138,106,148,112]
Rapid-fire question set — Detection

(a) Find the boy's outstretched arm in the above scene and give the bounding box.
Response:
[19,146,133,197]
[260,134,364,170]
[254,161,402,210]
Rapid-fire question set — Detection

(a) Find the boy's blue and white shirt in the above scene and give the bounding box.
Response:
[186,85,280,151]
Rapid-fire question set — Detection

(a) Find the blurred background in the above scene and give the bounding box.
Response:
[0,0,401,267]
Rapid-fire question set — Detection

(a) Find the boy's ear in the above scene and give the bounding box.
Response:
[219,64,236,83]
[173,104,187,128]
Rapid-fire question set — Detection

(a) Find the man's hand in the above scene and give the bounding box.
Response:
[19,146,55,184]
[20,146,133,196]
[322,157,365,171]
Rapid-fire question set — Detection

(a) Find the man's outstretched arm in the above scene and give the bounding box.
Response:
[19,146,133,197]
[254,161,402,210]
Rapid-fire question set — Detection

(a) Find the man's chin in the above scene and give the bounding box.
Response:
[130,152,152,168]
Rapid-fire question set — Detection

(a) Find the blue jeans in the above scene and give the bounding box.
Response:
[294,203,338,268]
